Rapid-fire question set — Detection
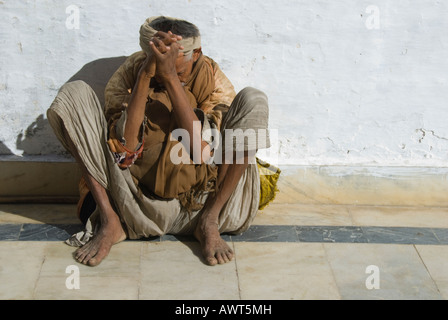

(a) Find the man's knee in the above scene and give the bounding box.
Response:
[219,87,270,157]
[59,80,93,96]
[235,87,270,135]
[236,87,269,114]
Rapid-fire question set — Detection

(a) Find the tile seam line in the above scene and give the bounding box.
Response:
[230,238,243,300]
[18,223,23,240]
[137,242,143,300]
[431,227,443,243]
[322,243,343,300]
[32,254,46,300]
[413,244,444,298]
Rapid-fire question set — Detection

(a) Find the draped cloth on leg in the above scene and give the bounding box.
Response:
[170,87,270,235]
[46,81,269,246]
[218,87,270,234]
[47,81,181,245]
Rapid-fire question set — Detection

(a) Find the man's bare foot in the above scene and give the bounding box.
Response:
[74,210,126,267]
[194,213,234,266]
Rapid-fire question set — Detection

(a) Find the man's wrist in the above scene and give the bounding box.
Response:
[138,70,153,82]
[163,73,182,88]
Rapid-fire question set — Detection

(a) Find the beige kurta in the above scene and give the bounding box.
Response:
[104,52,238,211]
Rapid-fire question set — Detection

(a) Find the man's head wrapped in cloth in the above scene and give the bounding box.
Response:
[138,16,221,122]
[140,16,201,61]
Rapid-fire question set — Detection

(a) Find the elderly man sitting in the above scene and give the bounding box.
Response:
[47,16,273,267]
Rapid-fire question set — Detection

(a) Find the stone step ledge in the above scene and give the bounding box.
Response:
[2,155,448,207]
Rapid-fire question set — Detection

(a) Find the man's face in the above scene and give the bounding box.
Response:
[175,49,201,84]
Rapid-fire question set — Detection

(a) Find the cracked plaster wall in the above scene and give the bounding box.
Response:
[1,0,448,167]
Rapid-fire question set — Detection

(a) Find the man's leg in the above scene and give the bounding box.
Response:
[62,126,126,266]
[194,86,269,266]
[194,153,250,266]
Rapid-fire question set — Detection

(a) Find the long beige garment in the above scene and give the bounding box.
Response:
[47,80,268,246]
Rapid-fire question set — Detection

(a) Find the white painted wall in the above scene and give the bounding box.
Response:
[1,0,448,167]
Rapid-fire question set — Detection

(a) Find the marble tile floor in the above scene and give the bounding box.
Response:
[0,203,447,300]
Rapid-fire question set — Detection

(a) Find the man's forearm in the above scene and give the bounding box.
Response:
[164,77,210,164]
[123,72,151,151]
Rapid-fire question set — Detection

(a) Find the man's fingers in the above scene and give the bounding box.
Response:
[168,31,183,41]
[149,41,164,59]
[154,31,182,45]
[151,31,182,59]
[151,37,170,54]
[150,35,183,65]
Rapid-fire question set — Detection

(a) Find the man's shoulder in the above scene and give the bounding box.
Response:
[202,55,220,73]
[110,51,146,81]
[125,51,147,67]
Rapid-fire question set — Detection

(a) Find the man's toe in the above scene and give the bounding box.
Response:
[87,248,108,267]
[205,253,218,266]
[217,252,229,264]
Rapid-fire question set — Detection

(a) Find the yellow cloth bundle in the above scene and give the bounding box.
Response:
[257,158,281,210]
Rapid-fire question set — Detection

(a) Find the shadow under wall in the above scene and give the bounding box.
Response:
[67,56,128,107]
[0,142,13,155]
[2,56,128,156]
